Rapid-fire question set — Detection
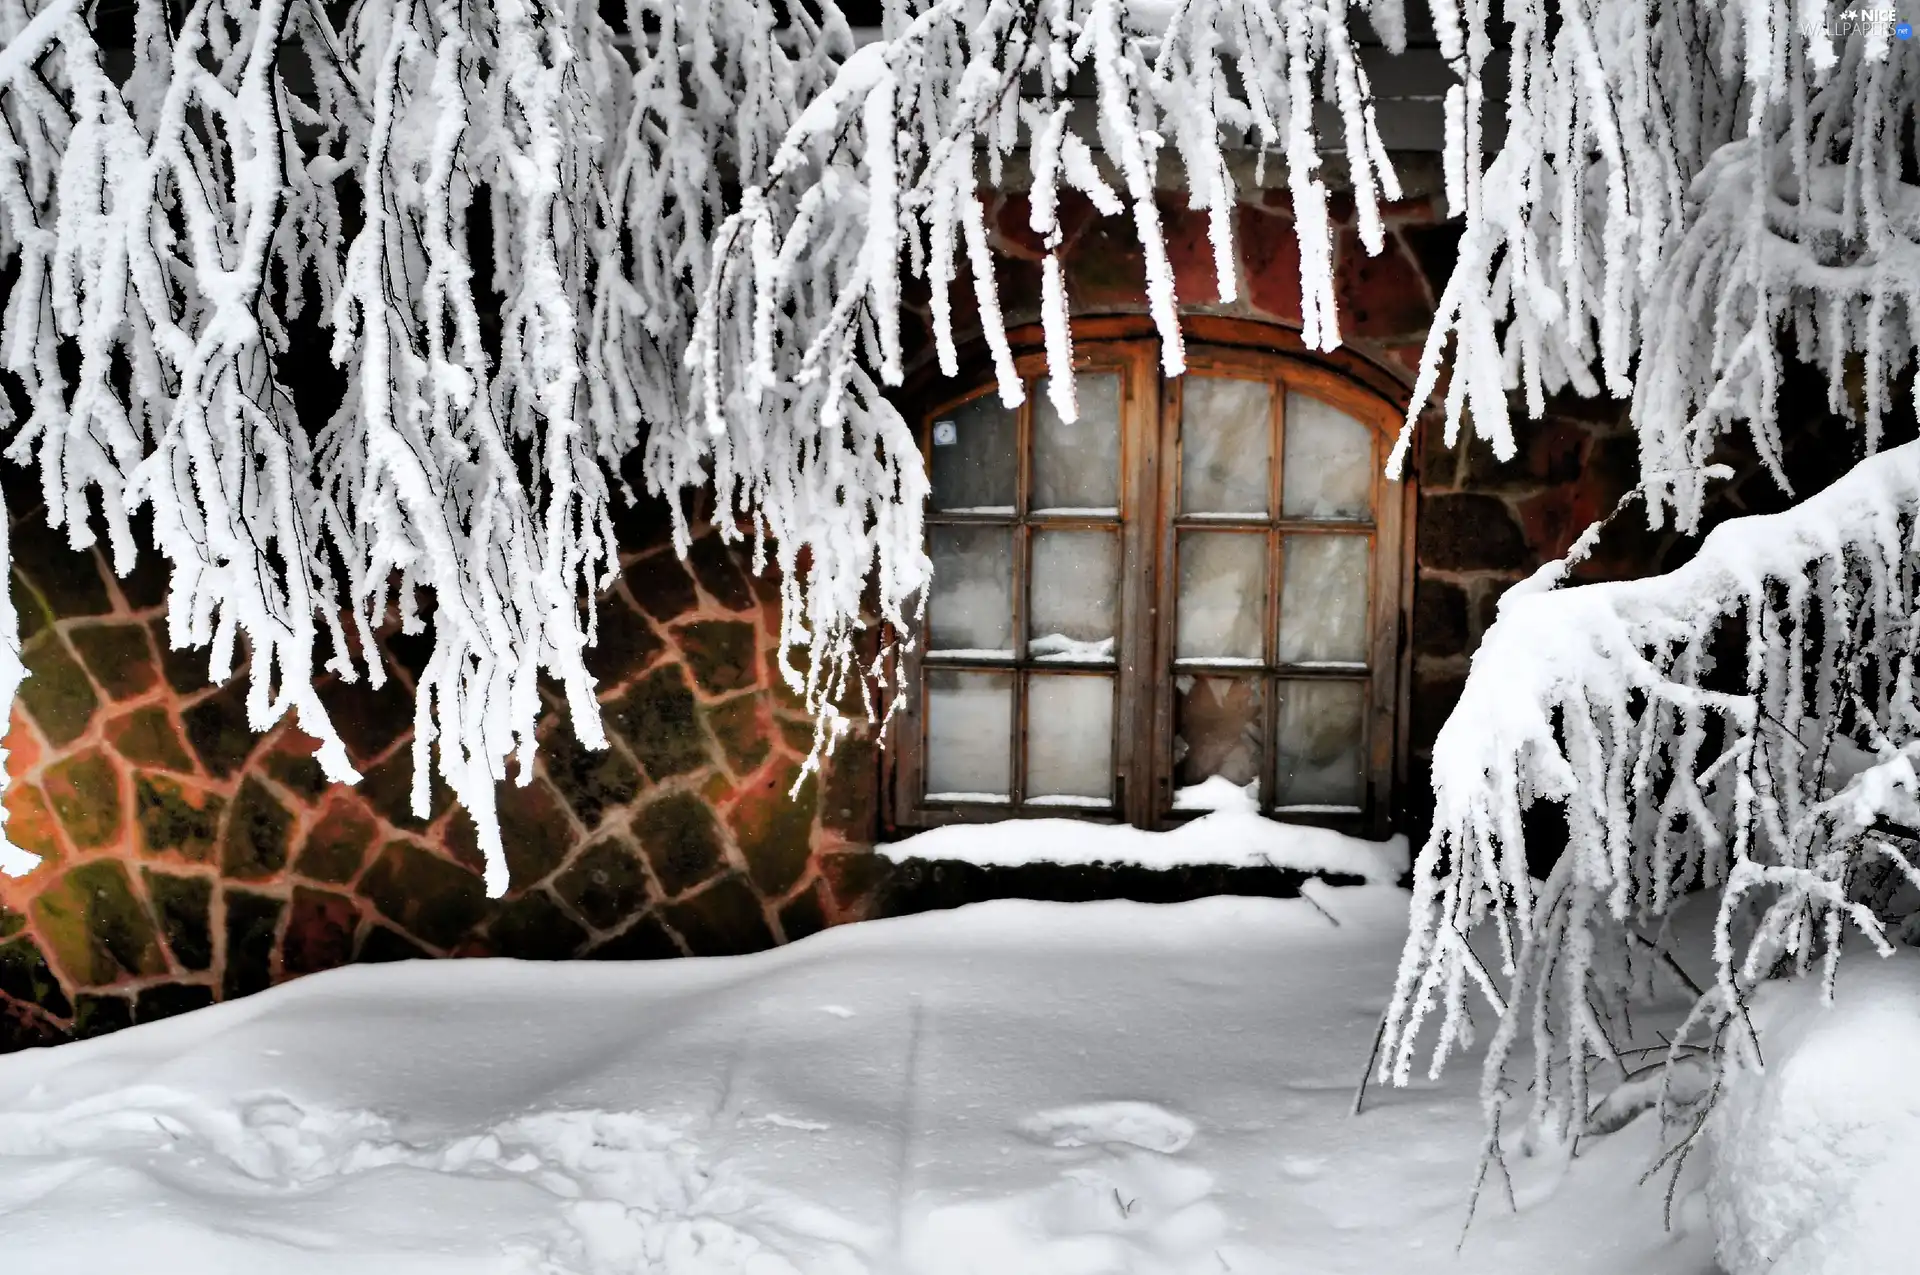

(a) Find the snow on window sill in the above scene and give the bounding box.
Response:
[933,506,1016,516]
[1029,634,1116,662]
[1174,656,1266,668]
[1024,795,1113,809]
[1031,507,1120,518]
[925,792,1013,804]
[926,649,1017,661]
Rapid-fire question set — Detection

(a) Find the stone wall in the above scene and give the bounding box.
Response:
[0,480,882,1052]
[1,156,1729,1053]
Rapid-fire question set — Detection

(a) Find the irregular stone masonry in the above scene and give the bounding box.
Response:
[1,164,1719,1051]
[0,491,880,1052]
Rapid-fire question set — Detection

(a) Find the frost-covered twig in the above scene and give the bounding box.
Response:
[1384,440,1920,1153]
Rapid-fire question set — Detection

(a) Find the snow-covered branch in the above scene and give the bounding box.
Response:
[1383,441,1920,1148]
[1389,1,1920,534]
[0,0,1407,889]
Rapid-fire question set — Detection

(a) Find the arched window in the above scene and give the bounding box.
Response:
[888,319,1413,839]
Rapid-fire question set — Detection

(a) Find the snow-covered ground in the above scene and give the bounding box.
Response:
[0,886,1714,1274]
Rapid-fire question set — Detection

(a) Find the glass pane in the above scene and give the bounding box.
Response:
[1283,392,1373,520]
[1033,373,1121,513]
[929,526,1013,653]
[1029,530,1118,662]
[1181,377,1272,514]
[930,393,1017,512]
[927,669,1013,798]
[1277,534,1370,664]
[1027,674,1113,802]
[1274,679,1366,807]
[1173,675,1264,796]
[1176,532,1266,661]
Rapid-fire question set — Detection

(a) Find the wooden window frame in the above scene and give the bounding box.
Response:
[884,316,1415,841]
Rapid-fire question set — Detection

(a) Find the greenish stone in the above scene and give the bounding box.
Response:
[314,672,414,764]
[622,552,698,623]
[134,982,213,1024]
[555,837,653,931]
[687,535,756,611]
[149,620,211,693]
[495,778,575,886]
[11,571,51,642]
[605,664,712,780]
[135,774,224,862]
[0,1001,67,1052]
[583,592,665,689]
[42,749,123,849]
[294,802,376,884]
[674,620,758,695]
[582,912,683,961]
[661,875,776,957]
[281,887,358,978]
[221,778,292,880]
[30,860,166,987]
[777,718,816,753]
[68,623,159,700]
[222,890,283,999]
[822,735,878,837]
[357,840,485,951]
[630,792,724,897]
[488,890,589,961]
[819,849,889,913]
[263,747,329,799]
[105,706,194,771]
[9,517,112,616]
[0,937,72,1017]
[359,751,455,832]
[71,993,132,1038]
[705,694,771,776]
[540,715,644,831]
[142,870,213,971]
[182,681,257,777]
[18,634,99,748]
[0,906,22,940]
[779,883,828,944]
[355,924,431,964]
[729,760,819,897]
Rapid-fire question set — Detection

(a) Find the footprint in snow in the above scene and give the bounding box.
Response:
[1017,1102,1196,1154]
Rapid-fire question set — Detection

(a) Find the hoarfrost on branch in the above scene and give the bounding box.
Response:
[0,0,1403,891]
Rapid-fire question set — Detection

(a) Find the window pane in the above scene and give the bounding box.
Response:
[1274,679,1366,807]
[927,669,1013,798]
[1173,675,1264,796]
[931,392,1017,512]
[1027,674,1114,802]
[1033,373,1121,513]
[1176,532,1266,661]
[1282,392,1373,519]
[1029,530,1118,661]
[929,526,1013,653]
[1181,377,1271,514]
[1277,534,1370,664]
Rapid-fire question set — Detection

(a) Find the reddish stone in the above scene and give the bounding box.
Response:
[282,890,360,979]
[818,849,889,915]
[221,890,283,999]
[1236,206,1304,327]
[821,735,876,839]
[3,783,61,863]
[1334,229,1434,339]
[674,620,759,696]
[1459,417,1589,492]
[486,890,588,960]
[143,869,213,971]
[993,190,1097,260]
[312,672,414,766]
[584,591,666,692]
[582,912,683,961]
[181,680,259,777]
[1412,576,1471,659]
[42,749,123,850]
[630,791,725,897]
[778,883,828,943]
[661,874,776,957]
[555,836,653,931]
[706,693,772,777]
[1162,199,1223,307]
[1514,485,1611,564]
[357,840,485,952]
[5,706,39,780]
[295,800,378,884]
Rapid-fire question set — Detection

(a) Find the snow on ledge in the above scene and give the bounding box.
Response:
[880,796,1408,883]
